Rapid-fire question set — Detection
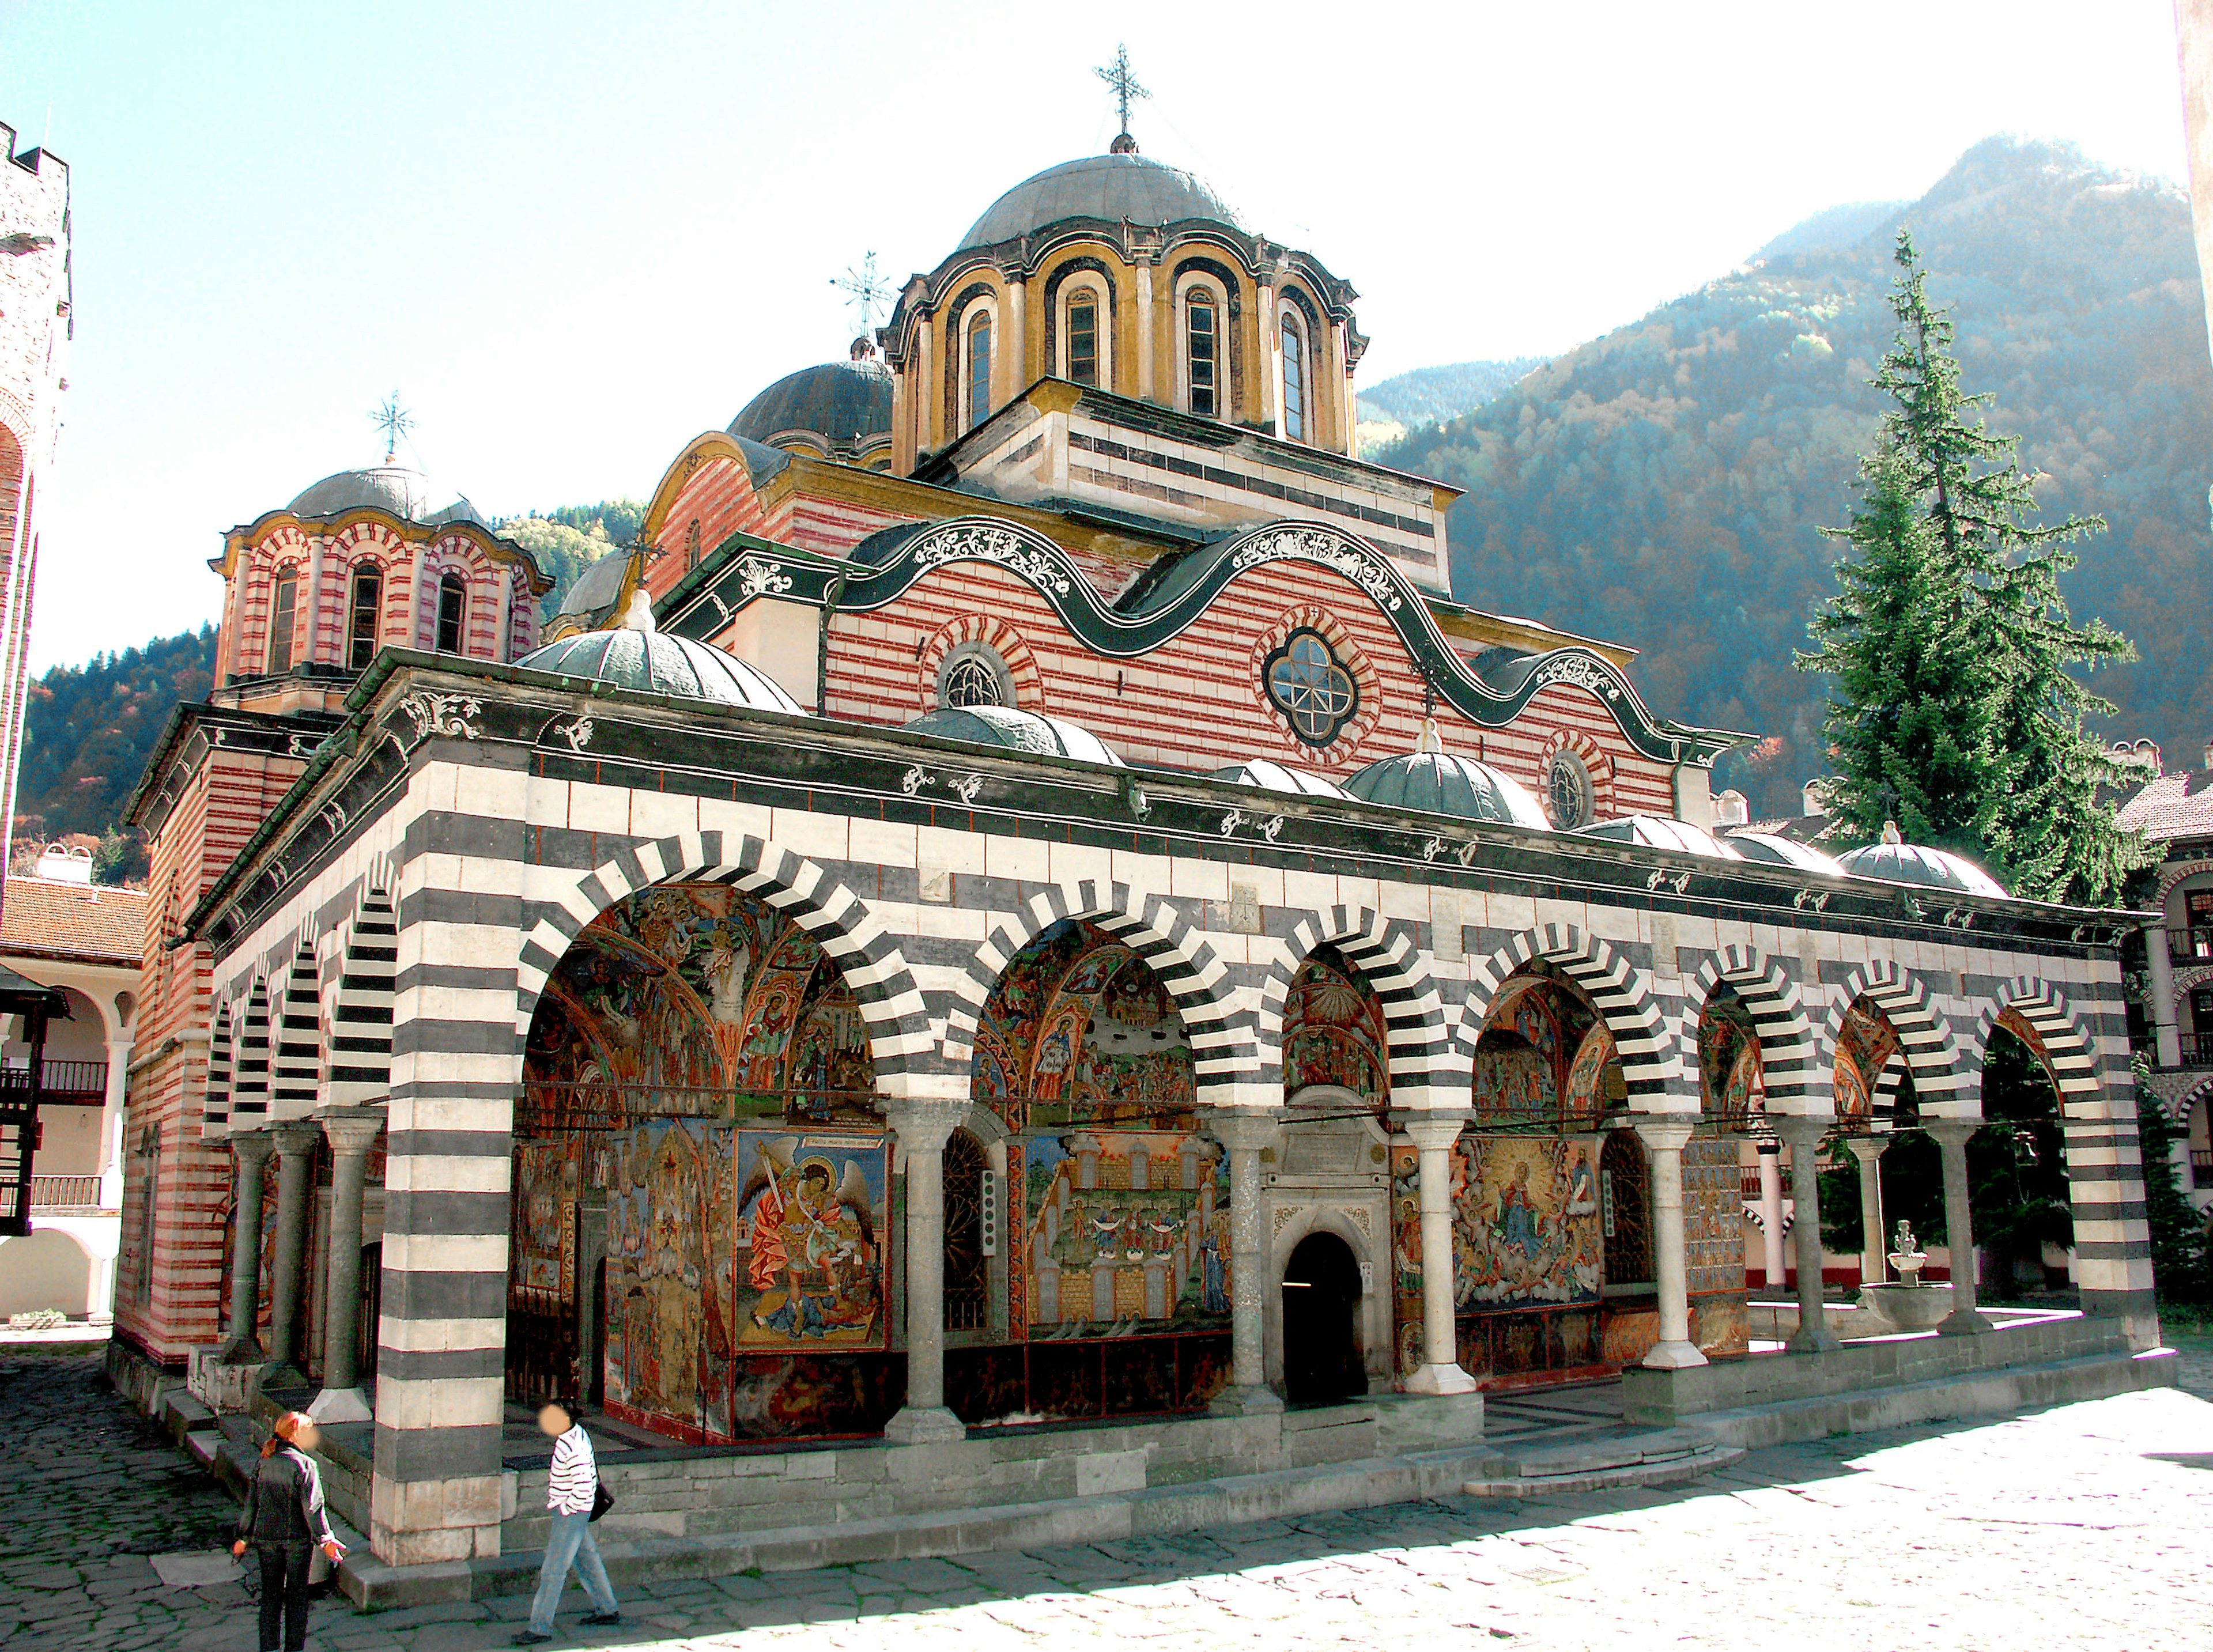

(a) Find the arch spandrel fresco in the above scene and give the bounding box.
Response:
[1834,996,1902,1124]
[1282,948,1390,1105]
[1699,987,1764,1129]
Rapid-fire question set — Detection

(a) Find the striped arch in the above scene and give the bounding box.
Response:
[324,886,397,1108]
[519,830,934,1081]
[1825,960,1969,1111]
[270,938,322,1121]
[202,999,239,1140]
[230,978,274,1133]
[1258,905,1459,1110]
[1683,944,1821,1114]
[943,879,1253,1088]
[1464,924,1675,1101]
[1977,977,2102,1107]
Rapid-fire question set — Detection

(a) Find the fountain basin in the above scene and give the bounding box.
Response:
[1857,1282,1954,1333]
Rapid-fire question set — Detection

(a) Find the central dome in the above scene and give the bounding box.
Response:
[287,464,483,527]
[958,154,1241,251]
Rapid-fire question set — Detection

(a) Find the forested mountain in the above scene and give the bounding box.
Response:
[1385,137,2213,816]
[501,498,644,619]
[13,626,217,864]
[1356,358,1548,454]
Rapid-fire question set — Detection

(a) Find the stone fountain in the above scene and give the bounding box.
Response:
[1856,1220,1952,1332]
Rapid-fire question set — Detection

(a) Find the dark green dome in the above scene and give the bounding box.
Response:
[514,608,804,714]
[902,706,1122,766]
[730,358,893,449]
[287,464,482,527]
[1836,840,2007,897]
[1342,750,1551,830]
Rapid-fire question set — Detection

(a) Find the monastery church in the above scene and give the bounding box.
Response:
[103,94,2163,1583]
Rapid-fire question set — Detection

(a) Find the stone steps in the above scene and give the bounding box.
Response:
[1463,1428,1743,1496]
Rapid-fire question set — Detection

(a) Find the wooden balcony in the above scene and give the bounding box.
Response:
[37,1060,108,1101]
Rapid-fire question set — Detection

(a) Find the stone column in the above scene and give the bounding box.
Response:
[2146,922,2183,1068]
[999,275,1026,406]
[1755,1140,1786,1292]
[1210,1111,1285,1413]
[308,1110,384,1423]
[1632,1119,1706,1369]
[1844,1136,1889,1286]
[1134,255,1155,399]
[882,1103,966,1445]
[98,1034,131,1210]
[1925,1118,1992,1336]
[1402,1113,1476,1394]
[262,1122,322,1379]
[1775,1116,1837,1353]
[218,1131,275,1362]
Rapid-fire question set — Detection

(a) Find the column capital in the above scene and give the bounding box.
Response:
[1842,1135,1889,1165]
[1772,1113,1834,1148]
[270,1121,322,1156]
[231,1131,275,1170]
[882,1102,966,1154]
[1396,1111,1470,1151]
[1208,1109,1281,1152]
[1754,1137,1784,1158]
[320,1109,386,1157]
[1921,1117,1983,1148]
[1632,1118,1697,1154]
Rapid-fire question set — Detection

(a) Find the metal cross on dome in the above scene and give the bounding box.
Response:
[832,252,893,339]
[1094,44,1149,148]
[370,392,413,465]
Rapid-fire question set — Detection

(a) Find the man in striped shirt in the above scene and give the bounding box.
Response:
[513,1400,621,1645]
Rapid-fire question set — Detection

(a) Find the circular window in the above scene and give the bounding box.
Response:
[938,642,1012,709]
[1546,753,1595,829]
[1264,629,1358,747]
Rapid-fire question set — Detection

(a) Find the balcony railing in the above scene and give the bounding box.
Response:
[2192,1149,2213,1188]
[2171,929,2213,966]
[2175,1035,2213,1068]
[39,1061,108,1099]
[27,1175,103,1211]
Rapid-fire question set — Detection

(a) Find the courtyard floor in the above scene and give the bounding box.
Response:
[1,1339,2210,1652]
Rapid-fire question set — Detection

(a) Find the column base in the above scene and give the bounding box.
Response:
[1785,1322,1840,1354]
[1403,1361,1479,1396]
[253,1362,311,1397]
[307,1386,373,1424]
[1640,1340,1709,1370]
[213,1335,266,1366]
[1938,1306,1994,1337]
[881,1405,966,1445]
[1208,1383,1286,1416]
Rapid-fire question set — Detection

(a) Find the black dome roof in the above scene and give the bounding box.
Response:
[286,464,483,527]
[958,154,1240,251]
[730,358,893,448]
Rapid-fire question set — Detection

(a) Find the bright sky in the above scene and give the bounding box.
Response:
[1,0,2196,672]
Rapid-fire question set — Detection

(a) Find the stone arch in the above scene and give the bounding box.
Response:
[1464,924,1673,1101]
[1824,960,1968,1111]
[943,878,1250,1086]
[1978,977,2103,1109]
[1683,944,1820,1114]
[2154,856,2213,912]
[231,977,275,1131]
[202,998,239,1139]
[271,938,322,1120]
[1259,905,1456,1109]
[519,830,933,1082]
[323,886,398,1108]
[1267,1203,1385,1393]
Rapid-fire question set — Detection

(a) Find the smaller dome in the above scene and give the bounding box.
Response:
[902,706,1123,767]
[1212,760,1347,799]
[1342,751,1551,830]
[1726,832,1845,874]
[730,358,893,450]
[288,464,482,527]
[513,599,805,715]
[1836,841,2008,897]
[1578,815,1744,860]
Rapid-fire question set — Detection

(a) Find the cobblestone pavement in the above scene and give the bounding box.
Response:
[4,1343,2211,1651]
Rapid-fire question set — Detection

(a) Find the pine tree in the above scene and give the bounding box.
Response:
[1799,230,2147,905]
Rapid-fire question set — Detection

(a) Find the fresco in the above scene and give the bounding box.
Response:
[1562,1024,1617,1121]
[599,1116,890,1440]
[1680,1135,1748,1299]
[1835,997,1900,1121]
[1456,1136,1602,1307]
[522,880,877,1126]
[1700,993,1763,1124]
[1282,951,1389,1105]
[1021,1130,1229,1333]
[1472,1035,1557,1123]
[512,1138,580,1300]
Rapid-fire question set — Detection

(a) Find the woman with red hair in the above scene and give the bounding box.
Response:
[231,1411,345,1652]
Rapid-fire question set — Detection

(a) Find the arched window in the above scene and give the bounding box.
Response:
[435,573,467,655]
[685,519,701,572]
[1187,296,1219,418]
[1264,628,1357,746]
[966,314,992,431]
[1067,294,1100,387]
[346,566,382,671]
[1281,313,1306,442]
[266,568,299,675]
[938,641,1012,708]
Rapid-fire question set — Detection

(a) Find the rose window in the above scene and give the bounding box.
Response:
[1264,629,1358,746]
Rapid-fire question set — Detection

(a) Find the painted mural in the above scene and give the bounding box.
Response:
[1834,997,1899,1122]
[1282,951,1389,1106]
[1457,1136,1602,1307]
[513,1138,580,1301]
[1680,1135,1749,1301]
[1562,1024,1618,1120]
[1700,992,1763,1125]
[599,1117,891,1440]
[521,880,877,1126]
[1021,1131,1230,1333]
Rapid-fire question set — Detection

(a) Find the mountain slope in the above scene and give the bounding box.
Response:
[1356,357,1549,454]
[1384,138,2213,815]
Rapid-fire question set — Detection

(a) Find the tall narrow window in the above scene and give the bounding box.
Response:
[1068,295,1099,386]
[1187,297,1218,418]
[1281,314,1306,442]
[966,315,992,430]
[346,567,382,671]
[266,569,299,675]
[435,574,467,655]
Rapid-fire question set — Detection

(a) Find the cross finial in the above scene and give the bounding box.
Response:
[1094,43,1149,152]
[371,392,414,465]
[830,252,893,343]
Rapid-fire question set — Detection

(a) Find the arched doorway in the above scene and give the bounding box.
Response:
[1600,1128,1653,1290]
[1974,1013,2071,1299]
[1281,1230,1364,1405]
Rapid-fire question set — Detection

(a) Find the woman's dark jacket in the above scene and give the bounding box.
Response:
[237,1446,339,1547]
